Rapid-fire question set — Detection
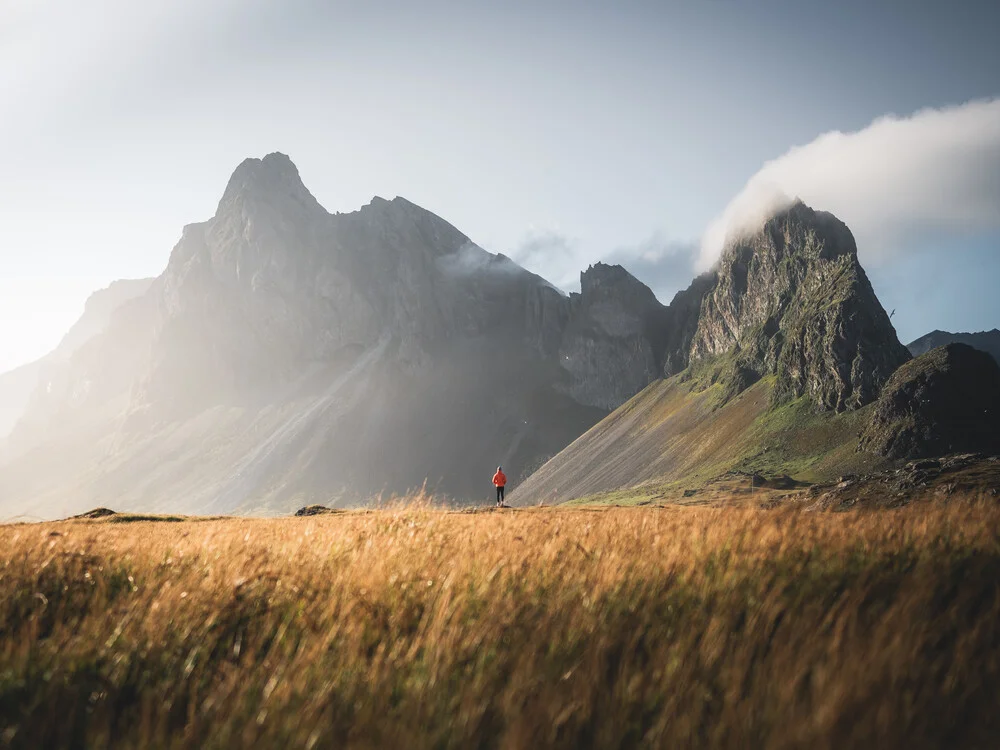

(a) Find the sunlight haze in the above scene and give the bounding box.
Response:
[2,0,999,373]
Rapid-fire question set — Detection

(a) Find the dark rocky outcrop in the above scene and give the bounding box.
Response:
[686,201,911,411]
[908,329,1000,366]
[294,505,341,516]
[73,507,117,519]
[806,454,1000,511]
[859,344,1000,460]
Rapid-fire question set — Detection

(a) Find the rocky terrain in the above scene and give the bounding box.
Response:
[556,262,670,409]
[686,202,910,410]
[908,329,1000,365]
[803,453,1000,511]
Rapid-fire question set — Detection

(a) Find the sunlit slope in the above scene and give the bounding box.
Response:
[512,373,884,505]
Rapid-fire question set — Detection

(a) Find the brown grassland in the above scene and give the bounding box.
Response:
[2,498,1000,749]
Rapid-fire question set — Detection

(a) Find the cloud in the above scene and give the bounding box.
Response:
[699,97,1000,270]
[436,242,526,278]
[509,229,584,291]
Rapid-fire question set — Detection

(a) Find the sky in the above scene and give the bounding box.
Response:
[1,0,999,373]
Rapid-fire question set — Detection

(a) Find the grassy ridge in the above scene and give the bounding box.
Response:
[2,501,1000,748]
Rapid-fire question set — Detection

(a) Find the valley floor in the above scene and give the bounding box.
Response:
[2,499,1000,748]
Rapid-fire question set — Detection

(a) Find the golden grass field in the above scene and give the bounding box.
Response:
[2,499,1000,749]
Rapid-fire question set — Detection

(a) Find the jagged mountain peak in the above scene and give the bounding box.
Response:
[770,201,858,260]
[721,200,858,267]
[4,150,946,517]
[354,194,470,254]
[217,151,322,218]
[580,262,658,304]
[686,202,909,411]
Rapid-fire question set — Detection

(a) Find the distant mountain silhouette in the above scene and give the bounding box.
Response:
[908,329,1000,365]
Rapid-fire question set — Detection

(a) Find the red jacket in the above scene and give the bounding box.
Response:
[492,470,507,487]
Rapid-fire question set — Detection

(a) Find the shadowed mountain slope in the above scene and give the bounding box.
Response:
[860,343,1000,460]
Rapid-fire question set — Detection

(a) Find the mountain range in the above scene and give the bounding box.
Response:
[1,153,996,519]
[908,330,1000,365]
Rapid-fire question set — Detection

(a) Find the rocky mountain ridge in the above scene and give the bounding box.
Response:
[0,155,943,517]
[512,208,990,507]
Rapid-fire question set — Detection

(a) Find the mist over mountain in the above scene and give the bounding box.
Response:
[0,279,152,439]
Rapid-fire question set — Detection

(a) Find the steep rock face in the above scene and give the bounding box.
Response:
[145,163,673,419]
[7,157,918,516]
[908,330,1000,366]
[859,344,1000,460]
[138,154,593,418]
[687,202,910,411]
[557,263,667,409]
[661,272,716,377]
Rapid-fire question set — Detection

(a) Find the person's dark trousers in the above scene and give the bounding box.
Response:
[496,486,505,505]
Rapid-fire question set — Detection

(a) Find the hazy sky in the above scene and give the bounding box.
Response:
[2,0,999,373]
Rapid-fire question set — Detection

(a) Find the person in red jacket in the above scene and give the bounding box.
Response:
[493,466,507,507]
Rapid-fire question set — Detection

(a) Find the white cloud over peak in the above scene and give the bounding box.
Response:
[698,97,1000,270]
